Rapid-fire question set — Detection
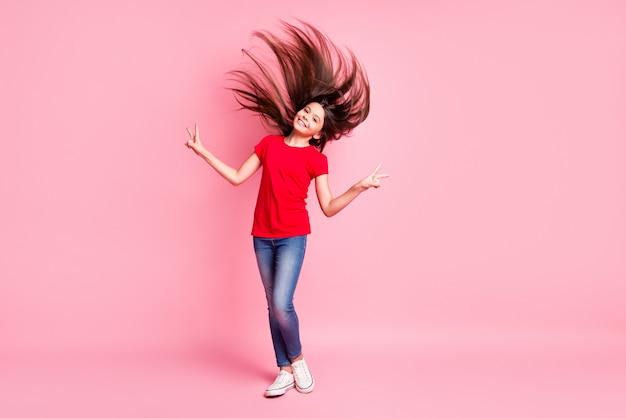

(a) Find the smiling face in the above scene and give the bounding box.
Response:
[293,102,325,139]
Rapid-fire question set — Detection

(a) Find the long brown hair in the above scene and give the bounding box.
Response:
[228,20,370,152]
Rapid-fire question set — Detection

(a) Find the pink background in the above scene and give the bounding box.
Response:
[1,0,625,417]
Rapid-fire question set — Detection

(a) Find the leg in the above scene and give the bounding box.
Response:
[253,235,308,368]
[270,235,308,362]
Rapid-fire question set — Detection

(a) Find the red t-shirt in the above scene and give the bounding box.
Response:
[252,135,329,238]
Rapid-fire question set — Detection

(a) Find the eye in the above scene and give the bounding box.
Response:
[304,107,309,113]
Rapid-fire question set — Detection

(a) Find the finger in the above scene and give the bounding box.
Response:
[195,123,199,138]
[376,174,391,179]
[186,127,194,138]
[372,162,383,176]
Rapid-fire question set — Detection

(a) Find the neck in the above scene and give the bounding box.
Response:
[284,132,311,148]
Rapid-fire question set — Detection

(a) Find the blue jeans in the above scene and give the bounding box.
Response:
[253,235,307,367]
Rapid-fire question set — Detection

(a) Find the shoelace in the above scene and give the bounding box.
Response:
[292,362,311,382]
[274,370,289,385]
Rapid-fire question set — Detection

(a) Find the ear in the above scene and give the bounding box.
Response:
[312,133,323,140]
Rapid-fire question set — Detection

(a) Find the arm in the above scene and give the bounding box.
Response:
[315,162,389,217]
[186,124,261,186]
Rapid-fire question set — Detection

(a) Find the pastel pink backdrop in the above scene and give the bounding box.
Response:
[2,0,625,354]
[1,0,626,416]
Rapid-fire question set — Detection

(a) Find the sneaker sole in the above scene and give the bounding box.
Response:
[295,379,315,394]
[265,383,295,397]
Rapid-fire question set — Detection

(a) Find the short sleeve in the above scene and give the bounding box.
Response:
[309,152,328,178]
[254,135,273,162]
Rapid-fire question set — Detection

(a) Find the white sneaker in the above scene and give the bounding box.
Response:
[265,370,295,397]
[291,359,315,393]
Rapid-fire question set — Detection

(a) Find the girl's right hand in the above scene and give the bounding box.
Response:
[185,123,204,153]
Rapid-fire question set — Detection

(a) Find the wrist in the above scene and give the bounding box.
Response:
[194,144,209,156]
[354,181,367,192]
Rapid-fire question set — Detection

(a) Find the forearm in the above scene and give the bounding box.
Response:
[193,145,245,185]
[316,164,388,217]
[322,182,367,217]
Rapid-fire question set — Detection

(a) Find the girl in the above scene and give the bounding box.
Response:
[186,21,388,397]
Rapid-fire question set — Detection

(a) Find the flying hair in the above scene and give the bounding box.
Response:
[227,20,371,152]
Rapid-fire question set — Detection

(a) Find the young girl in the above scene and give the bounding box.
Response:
[186,21,388,397]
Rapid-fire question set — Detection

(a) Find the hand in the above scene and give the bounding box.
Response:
[185,123,205,153]
[359,162,390,189]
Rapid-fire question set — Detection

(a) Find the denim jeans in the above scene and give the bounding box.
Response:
[253,235,307,367]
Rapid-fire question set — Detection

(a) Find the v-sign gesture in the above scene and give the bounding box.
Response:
[186,123,204,154]
[359,162,390,189]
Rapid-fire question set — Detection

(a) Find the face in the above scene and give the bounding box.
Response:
[293,102,325,139]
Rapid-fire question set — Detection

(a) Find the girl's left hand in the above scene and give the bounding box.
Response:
[360,162,390,189]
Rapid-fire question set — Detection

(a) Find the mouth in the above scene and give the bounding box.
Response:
[297,118,307,128]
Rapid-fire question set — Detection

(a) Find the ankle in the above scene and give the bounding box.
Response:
[290,354,304,363]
